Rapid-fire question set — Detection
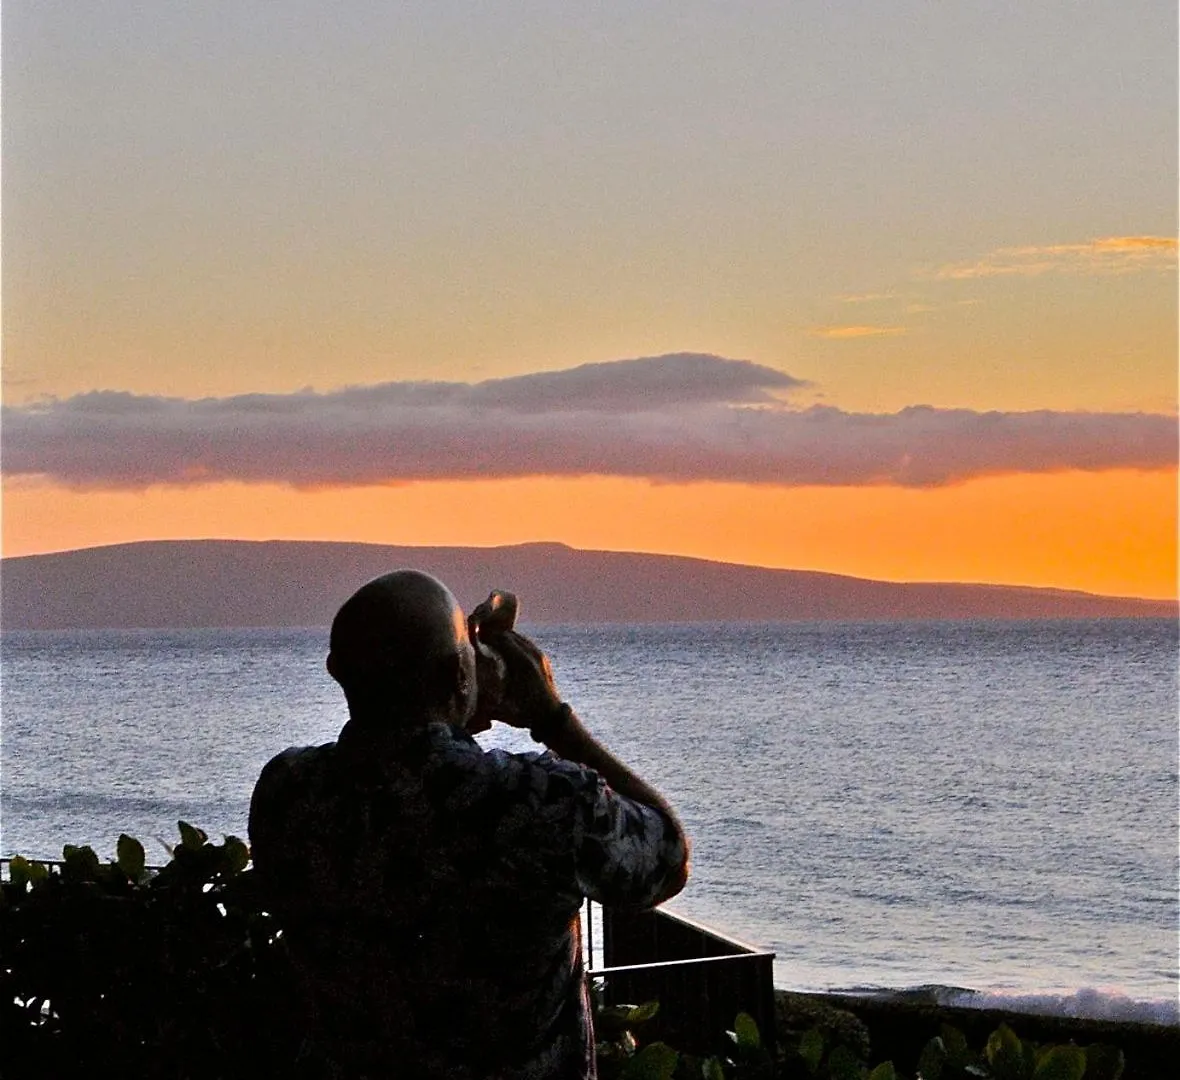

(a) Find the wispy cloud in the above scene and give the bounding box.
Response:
[837,292,898,304]
[936,235,1178,281]
[2,354,1174,491]
[809,325,907,339]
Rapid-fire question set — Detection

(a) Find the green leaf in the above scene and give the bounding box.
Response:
[919,1036,947,1080]
[733,1012,761,1050]
[1032,1046,1086,1080]
[829,1044,864,1080]
[62,844,101,881]
[597,1003,646,1037]
[702,1057,727,1080]
[27,860,49,884]
[986,1024,1021,1063]
[941,1024,971,1069]
[1082,1044,1124,1080]
[600,1004,639,1021]
[626,1001,660,1024]
[869,1062,897,1080]
[799,1027,826,1072]
[8,855,31,890]
[222,835,250,874]
[621,1041,679,1080]
[986,1025,1027,1080]
[177,821,208,850]
[116,834,146,880]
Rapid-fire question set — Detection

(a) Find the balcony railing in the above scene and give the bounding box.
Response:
[586,901,777,1059]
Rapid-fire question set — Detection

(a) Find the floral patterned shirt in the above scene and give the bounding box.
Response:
[248,720,688,1079]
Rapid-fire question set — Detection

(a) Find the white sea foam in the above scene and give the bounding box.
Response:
[941,986,1180,1027]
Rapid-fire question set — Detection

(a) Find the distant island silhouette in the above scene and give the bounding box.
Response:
[0,540,1173,630]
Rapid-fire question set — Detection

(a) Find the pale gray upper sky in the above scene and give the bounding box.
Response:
[3,1,1176,409]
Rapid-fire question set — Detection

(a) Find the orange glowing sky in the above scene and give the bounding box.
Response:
[2,4,1177,601]
[4,467,1175,600]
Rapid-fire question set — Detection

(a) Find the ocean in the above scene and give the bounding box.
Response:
[2,619,1177,1024]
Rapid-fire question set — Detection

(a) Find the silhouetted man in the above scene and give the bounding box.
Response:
[248,570,689,1079]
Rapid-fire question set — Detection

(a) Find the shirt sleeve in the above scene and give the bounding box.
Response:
[424,736,689,911]
[569,768,688,909]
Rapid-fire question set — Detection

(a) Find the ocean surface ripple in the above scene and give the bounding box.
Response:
[2,618,1176,1022]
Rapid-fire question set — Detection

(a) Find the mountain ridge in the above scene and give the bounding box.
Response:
[1,539,1173,629]
[4,538,1175,627]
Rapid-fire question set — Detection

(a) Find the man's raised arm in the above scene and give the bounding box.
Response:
[489,630,690,904]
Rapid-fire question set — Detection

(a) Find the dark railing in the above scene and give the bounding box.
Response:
[3,860,775,1060]
[587,902,777,1059]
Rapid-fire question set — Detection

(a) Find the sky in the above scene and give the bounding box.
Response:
[2,1,1177,599]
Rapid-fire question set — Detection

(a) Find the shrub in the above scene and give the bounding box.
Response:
[2,825,301,1078]
[1,826,1131,1080]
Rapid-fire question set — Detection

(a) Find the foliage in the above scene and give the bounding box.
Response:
[914,1021,1123,1080]
[1,826,1133,1080]
[1,824,301,1078]
[591,990,773,1080]
[780,1017,1124,1080]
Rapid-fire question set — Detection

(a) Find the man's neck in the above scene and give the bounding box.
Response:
[337,712,465,753]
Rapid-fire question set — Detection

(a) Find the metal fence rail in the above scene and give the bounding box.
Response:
[587,903,777,1059]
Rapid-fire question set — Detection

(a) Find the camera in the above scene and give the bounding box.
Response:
[468,590,518,713]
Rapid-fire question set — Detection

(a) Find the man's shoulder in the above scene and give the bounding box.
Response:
[253,742,335,802]
[260,742,334,773]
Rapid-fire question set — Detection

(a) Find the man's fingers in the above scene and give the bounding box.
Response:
[495,630,544,668]
[493,631,560,709]
[505,630,546,662]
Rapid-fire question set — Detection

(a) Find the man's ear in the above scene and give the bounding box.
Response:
[433,650,477,715]
[326,652,339,681]
[433,651,466,697]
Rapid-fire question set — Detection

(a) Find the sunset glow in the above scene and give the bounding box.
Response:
[5,468,1175,601]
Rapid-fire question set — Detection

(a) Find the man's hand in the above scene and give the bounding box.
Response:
[485,630,563,730]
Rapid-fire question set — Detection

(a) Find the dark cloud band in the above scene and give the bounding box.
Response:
[2,354,1174,490]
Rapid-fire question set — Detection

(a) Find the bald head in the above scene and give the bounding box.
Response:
[328,570,475,728]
